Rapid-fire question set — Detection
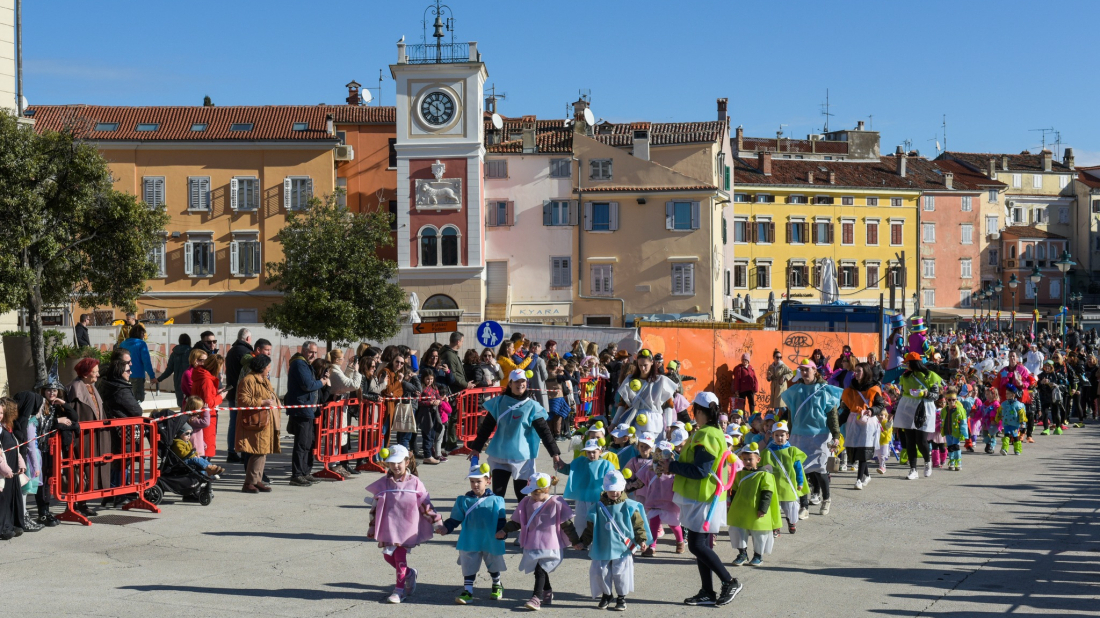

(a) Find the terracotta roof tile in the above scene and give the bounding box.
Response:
[940,151,1073,174]
[327,105,396,123]
[591,120,726,146]
[734,155,1006,192]
[483,116,573,153]
[577,185,716,193]
[26,105,339,142]
[1000,225,1068,240]
[1075,168,1100,190]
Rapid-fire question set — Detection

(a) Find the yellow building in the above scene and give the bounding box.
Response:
[731,150,923,315]
[27,104,338,324]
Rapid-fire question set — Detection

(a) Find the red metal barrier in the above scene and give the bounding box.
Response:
[49,417,160,526]
[451,386,501,455]
[576,377,606,427]
[313,398,387,480]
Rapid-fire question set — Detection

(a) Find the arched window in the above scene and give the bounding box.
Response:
[1023,244,1032,259]
[420,226,438,266]
[441,226,460,266]
[1036,244,1046,260]
[423,294,458,310]
[1010,245,1016,259]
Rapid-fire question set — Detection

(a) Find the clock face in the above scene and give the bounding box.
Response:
[420,91,456,126]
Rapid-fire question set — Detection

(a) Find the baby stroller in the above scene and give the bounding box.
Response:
[145,410,215,506]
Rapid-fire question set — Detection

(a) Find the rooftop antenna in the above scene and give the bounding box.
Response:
[777,124,788,151]
[928,136,941,154]
[362,69,384,106]
[867,114,873,130]
[1053,130,1063,158]
[819,88,834,133]
[1029,127,1056,152]
[578,88,592,103]
[903,138,913,153]
[942,114,947,153]
[485,83,506,114]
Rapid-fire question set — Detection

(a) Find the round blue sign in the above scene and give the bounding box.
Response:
[477,320,504,348]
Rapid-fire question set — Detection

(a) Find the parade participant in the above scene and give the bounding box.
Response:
[997,385,1027,455]
[612,349,678,438]
[467,369,562,500]
[885,314,907,373]
[504,473,576,611]
[727,442,781,566]
[561,438,615,528]
[840,363,885,489]
[993,351,1037,436]
[634,438,683,556]
[780,360,843,516]
[894,352,942,480]
[763,422,805,532]
[940,389,970,471]
[437,463,508,605]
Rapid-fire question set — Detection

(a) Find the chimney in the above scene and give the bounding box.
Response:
[895,145,907,178]
[758,151,772,176]
[572,98,590,135]
[828,171,836,185]
[857,120,865,130]
[345,80,362,106]
[736,125,744,151]
[944,172,953,190]
[326,114,334,136]
[717,98,728,123]
[1041,149,1053,172]
[633,128,650,161]
[521,117,537,154]
[989,157,996,178]
[1002,155,1010,171]
[1065,147,1075,170]
[807,171,814,184]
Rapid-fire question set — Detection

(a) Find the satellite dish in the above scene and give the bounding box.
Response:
[583,108,595,126]
[491,113,503,130]
[361,89,373,104]
[21,95,29,109]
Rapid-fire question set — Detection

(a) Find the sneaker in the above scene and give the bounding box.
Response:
[819,499,831,516]
[37,513,59,527]
[289,476,312,487]
[22,518,42,532]
[877,467,886,475]
[732,551,748,566]
[385,588,404,604]
[808,493,822,505]
[749,554,763,566]
[715,579,743,606]
[854,479,863,490]
[675,541,686,554]
[405,567,418,596]
[1000,448,1008,456]
[798,507,810,520]
[456,591,474,605]
[641,546,655,557]
[597,594,613,609]
[1061,424,1069,430]
[333,465,351,478]
[1054,427,1064,435]
[541,590,553,606]
[984,444,994,453]
[305,474,323,483]
[422,457,440,465]
[524,596,542,611]
[1040,428,1050,436]
[684,590,717,606]
[613,596,626,611]
[924,463,933,478]
[490,583,504,601]
[907,468,919,480]
[861,476,870,487]
[788,523,796,534]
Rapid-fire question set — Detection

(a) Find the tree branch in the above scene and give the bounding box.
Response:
[43,232,97,267]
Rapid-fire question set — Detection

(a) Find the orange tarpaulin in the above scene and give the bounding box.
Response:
[639,326,881,411]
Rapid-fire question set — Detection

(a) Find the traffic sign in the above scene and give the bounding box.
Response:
[412,320,457,335]
[476,320,504,348]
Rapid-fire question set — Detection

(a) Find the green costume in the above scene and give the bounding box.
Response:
[672,425,728,502]
[726,468,782,531]
[762,446,808,502]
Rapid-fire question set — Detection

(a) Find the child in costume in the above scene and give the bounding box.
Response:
[997,385,1027,456]
[874,408,893,474]
[979,387,1001,454]
[560,438,616,528]
[929,394,948,469]
[844,399,882,490]
[959,387,982,453]
[436,463,508,604]
[504,473,577,611]
[571,470,651,612]
[763,422,806,533]
[634,439,685,555]
[907,317,930,359]
[365,445,442,604]
[727,442,781,566]
[571,423,620,470]
[622,432,656,482]
[939,389,969,471]
[609,423,640,470]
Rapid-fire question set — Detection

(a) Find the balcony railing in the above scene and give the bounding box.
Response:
[403,42,473,64]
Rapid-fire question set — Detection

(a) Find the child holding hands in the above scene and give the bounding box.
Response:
[436,463,508,604]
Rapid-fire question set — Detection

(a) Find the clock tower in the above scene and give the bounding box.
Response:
[390,5,488,322]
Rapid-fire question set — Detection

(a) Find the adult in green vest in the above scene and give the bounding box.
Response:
[657,391,742,607]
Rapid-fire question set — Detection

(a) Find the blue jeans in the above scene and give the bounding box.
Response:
[396,432,415,449]
[186,456,212,472]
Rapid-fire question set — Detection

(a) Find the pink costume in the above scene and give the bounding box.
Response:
[365,474,438,548]
[635,460,685,545]
[512,495,574,551]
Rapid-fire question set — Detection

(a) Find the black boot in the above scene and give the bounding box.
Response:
[597,594,612,609]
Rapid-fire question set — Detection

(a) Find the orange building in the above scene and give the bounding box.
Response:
[26,104,338,324]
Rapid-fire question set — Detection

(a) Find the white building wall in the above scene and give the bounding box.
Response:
[0,0,14,112]
[483,155,575,319]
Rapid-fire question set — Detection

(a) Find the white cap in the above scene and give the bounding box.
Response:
[669,427,689,446]
[509,368,528,383]
[738,442,761,455]
[637,432,657,447]
[724,434,735,447]
[467,463,491,478]
[693,391,720,408]
[586,426,606,436]
[670,421,686,430]
[772,421,790,434]
[582,438,602,451]
[603,470,627,492]
[656,439,675,453]
[610,423,631,439]
[383,444,409,463]
[521,473,553,494]
[725,424,740,436]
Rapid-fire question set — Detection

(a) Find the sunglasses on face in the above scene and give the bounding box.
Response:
[205,339,217,344]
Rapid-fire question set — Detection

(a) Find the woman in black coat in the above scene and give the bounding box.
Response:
[97,351,144,503]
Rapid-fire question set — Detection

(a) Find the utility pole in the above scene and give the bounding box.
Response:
[16,0,23,116]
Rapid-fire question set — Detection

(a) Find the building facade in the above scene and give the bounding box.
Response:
[997,226,1070,321]
[26,104,338,324]
[1072,164,1100,281]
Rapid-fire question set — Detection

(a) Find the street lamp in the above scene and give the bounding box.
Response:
[1008,274,1018,332]
[994,279,1004,331]
[1030,265,1042,335]
[1054,250,1075,337]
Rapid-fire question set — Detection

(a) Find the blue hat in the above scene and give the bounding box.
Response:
[889,314,906,329]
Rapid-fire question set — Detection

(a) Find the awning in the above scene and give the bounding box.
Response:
[509,302,572,320]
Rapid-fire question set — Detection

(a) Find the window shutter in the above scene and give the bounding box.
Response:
[485,200,494,227]
[722,217,728,244]
[208,242,216,275]
[184,241,194,275]
[813,263,822,288]
[189,179,198,209]
[724,166,731,190]
[230,240,240,275]
[812,222,819,244]
[609,202,619,231]
[747,267,757,290]
[854,266,860,288]
[230,178,239,210]
[687,264,694,294]
[691,201,701,229]
[768,221,775,243]
[143,178,154,205]
[584,202,593,230]
[827,222,835,244]
[507,201,515,226]
[543,201,552,226]
[305,178,313,204]
[201,178,210,209]
[253,242,261,275]
[155,178,163,207]
[569,201,580,226]
[665,202,674,230]
[786,222,792,242]
[283,178,292,209]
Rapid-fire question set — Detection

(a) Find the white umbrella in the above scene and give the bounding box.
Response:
[408,292,421,324]
[819,258,839,304]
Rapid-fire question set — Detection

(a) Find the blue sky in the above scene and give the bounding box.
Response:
[23,0,1100,164]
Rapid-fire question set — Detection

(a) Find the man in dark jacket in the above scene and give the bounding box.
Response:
[439,331,473,391]
[156,334,192,407]
[74,313,92,348]
[285,341,327,486]
[223,328,254,463]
